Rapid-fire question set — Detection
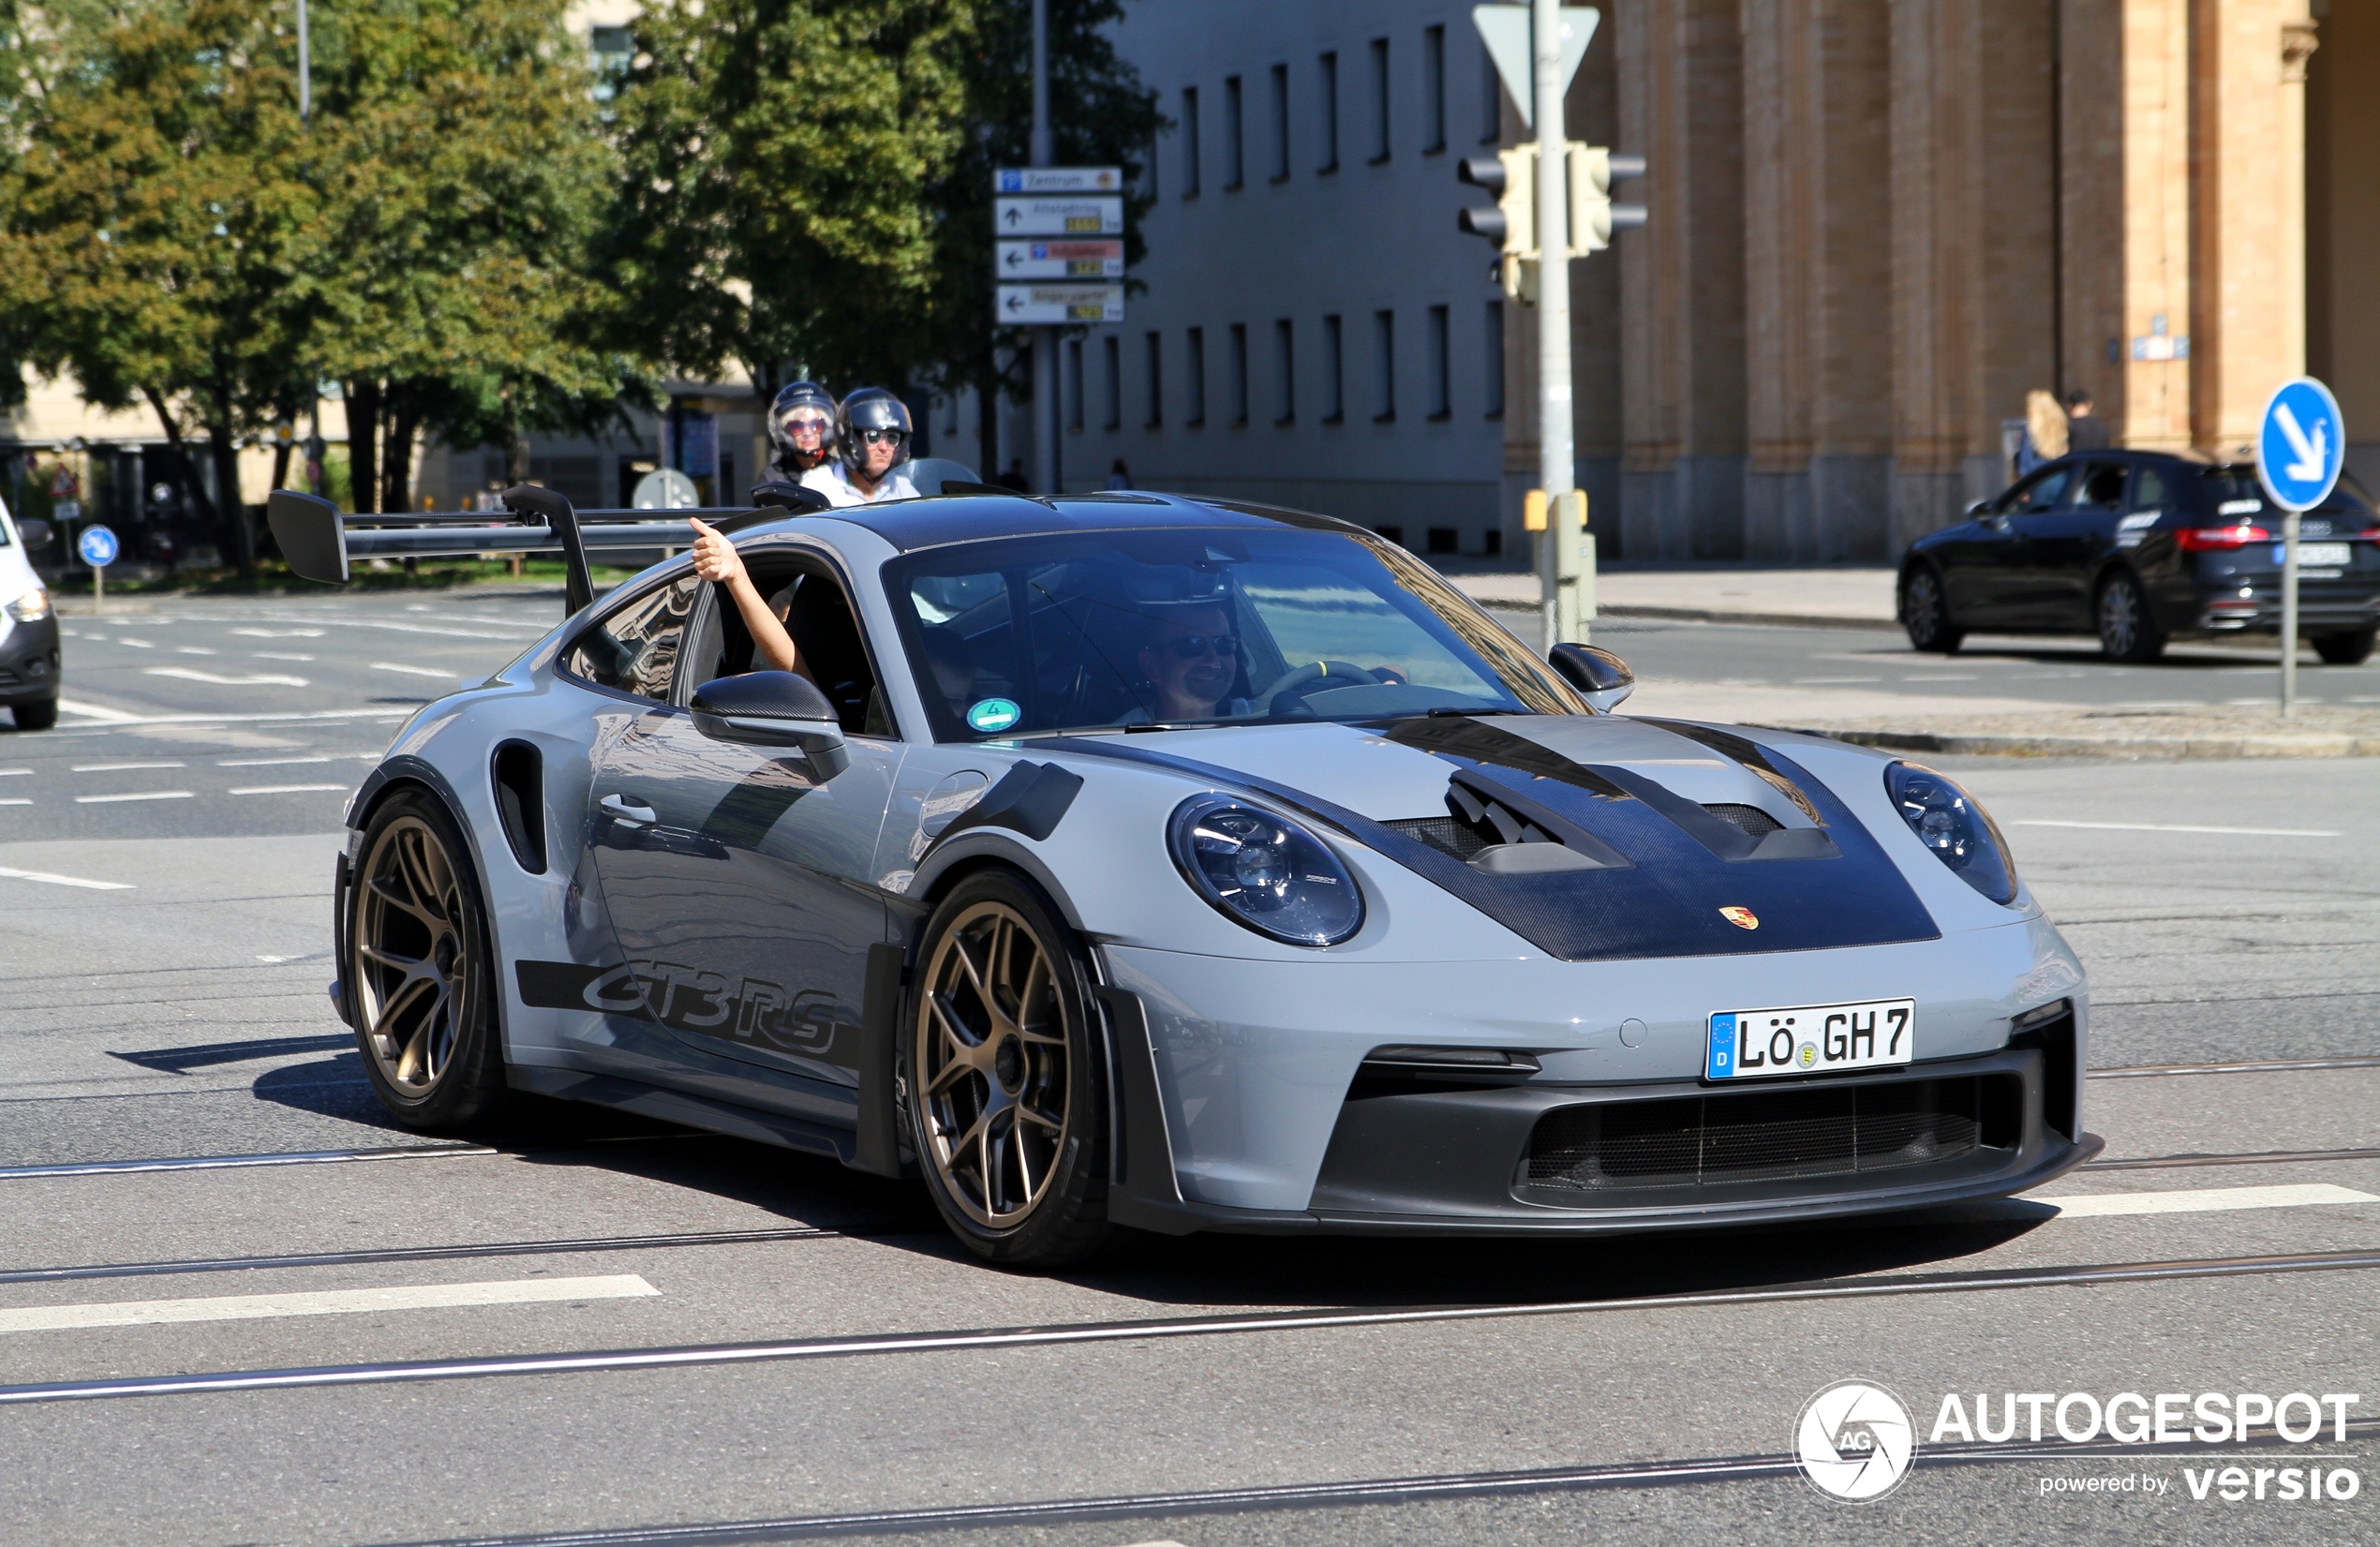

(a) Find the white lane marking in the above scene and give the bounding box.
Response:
[175,647,216,656]
[1793,676,1882,684]
[218,756,330,767]
[230,783,349,796]
[0,768,29,776]
[0,865,132,890]
[0,1274,659,1336]
[2036,1184,2379,1219]
[69,761,186,773]
[251,652,315,662]
[371,662,457,679]
[143,667,310,688]
[2012,819,2342,838]
[73,791,195,804]
[1901,674,1978,681]
[0,798,29,807]
[52,699,142,723]
[231,628,324,638]
[112,638,155,649]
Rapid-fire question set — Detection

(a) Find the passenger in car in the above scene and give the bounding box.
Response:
[688,516,802,677]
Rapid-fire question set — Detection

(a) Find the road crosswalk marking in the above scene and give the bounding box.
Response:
[0,1275,659,1335]
[2032,1183,2377,1218]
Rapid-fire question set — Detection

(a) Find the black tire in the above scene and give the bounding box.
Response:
[2312,628,2376,666]
[906,869,1111,1269]
[2095,572,2165,662]
[10,697,57,731]
[1900,566,1963,653]
[347,789,511,1132]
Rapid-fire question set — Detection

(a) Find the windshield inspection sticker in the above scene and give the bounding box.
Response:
[966,698,1021,733]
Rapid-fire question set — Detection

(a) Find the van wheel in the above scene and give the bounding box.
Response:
[2312,628,2375,666]
[11,697,57,731]
[908,870,1111,1269]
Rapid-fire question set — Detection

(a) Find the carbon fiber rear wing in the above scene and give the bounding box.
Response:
[267,482,825,616]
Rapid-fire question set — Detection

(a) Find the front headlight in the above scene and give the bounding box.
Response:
[1884,761,2017,904]
[1168,795,1364,945]
[5,588,49,622]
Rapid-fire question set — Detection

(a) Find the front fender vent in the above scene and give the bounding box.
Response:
[491,740,547,875]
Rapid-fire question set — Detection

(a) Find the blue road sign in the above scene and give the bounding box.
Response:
[2255,378,2345,513]
[77,524,119,567]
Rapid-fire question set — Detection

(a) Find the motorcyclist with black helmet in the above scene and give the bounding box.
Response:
[800,388,920,507]
[765,380,839,483]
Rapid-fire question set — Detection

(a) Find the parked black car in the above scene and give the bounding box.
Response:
[1898,451,2378,663]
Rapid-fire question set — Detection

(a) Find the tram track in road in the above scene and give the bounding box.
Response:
[4,1244,2377,1409]
[371,1420,2380,1546]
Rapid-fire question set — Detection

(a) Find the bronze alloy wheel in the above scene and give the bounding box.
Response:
[915,899,1074,1229]
[354,813,475,1098]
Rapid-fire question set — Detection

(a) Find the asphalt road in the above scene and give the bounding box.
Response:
[2,585,2373,1545]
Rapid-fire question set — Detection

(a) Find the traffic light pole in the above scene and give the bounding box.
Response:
[1533,0,1583,652]
[1031,0,1061,496]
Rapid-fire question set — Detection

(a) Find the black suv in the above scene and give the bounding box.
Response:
[1898,451,2378,663]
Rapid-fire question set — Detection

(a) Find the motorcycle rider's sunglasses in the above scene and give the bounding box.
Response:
[856,426,908,446]
[1154,632,1240,662]
[783,410,829,435]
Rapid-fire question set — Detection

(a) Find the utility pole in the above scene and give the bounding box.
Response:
[1030,0,1060,496]
[1531,0,1579,653]
[297,0,311,126]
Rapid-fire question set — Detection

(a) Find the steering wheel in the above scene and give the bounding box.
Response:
[1260,660,1384,699]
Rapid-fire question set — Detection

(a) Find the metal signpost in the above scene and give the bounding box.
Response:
[993,171,1124,496]
[2253,377,2345,718]
[78,523,119,614]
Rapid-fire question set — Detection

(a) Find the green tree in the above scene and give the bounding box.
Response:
[610,0,975,395]
[0,0,313,573]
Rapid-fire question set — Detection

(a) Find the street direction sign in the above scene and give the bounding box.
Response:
[998,284,1125,324]
[2255,377,2345,512]
[994,166,1122,195]
[1473,5,1599,128]
[996,239,1125,280]
[77,524,118,567]
[995,196,1123,236]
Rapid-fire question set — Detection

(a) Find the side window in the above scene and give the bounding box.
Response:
[563,574,702,701]
[2001,467,2071,516]
[2132,465,2168,511]
[2070,462,2127,511]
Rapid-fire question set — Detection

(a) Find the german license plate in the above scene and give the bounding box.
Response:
[1705,998,1915,1081]
[2278,542,2352,567]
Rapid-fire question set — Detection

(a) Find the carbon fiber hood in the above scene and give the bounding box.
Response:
[1042,715,1941,961]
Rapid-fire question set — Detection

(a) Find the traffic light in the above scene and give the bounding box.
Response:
[1568,146,1647,252]
[1458,148,1538,300]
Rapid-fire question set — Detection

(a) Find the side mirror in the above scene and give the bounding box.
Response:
[17,519,52,550]
[690,672,849,779]
[1548,643,1635,713]
[1964,498,1991,517]
[749,481,831,514]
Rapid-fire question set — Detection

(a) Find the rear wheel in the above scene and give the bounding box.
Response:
[1900,567,1962,653]
[10,697,56,731]
[349,791,510,1132]
[908,870,1110,1269]
[2095,572,2165,662]
[2312,628,2375,666]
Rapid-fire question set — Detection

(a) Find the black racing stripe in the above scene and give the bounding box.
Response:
[1039,724,1939,961]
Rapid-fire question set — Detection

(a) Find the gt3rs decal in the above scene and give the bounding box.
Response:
[515,959,842,1053]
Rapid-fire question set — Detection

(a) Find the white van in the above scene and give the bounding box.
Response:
[0,497,60,730]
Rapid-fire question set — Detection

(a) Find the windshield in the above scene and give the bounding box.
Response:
[884,526,1584,740]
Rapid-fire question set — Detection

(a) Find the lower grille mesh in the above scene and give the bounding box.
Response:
[1524,1076,2001,1192]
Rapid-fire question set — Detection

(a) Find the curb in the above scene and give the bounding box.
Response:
[1782,725,2380,761]
[1464,596,1902,632]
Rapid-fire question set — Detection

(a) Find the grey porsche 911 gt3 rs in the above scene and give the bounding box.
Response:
[272,485,2097,1267]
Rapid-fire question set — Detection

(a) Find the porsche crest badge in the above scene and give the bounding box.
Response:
[1718,906,1760,930]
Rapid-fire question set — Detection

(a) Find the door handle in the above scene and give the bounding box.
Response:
[600,794,658,826]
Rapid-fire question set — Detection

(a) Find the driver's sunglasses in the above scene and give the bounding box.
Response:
[857,426,908,446]
[1156,632,1241,661]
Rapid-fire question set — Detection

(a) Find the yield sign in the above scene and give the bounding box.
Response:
[1472,5,1599,128]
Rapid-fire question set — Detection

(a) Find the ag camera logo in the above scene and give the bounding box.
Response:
[1797,1380,1916,1502]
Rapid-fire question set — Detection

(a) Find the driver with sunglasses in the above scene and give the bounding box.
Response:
[1130,602,1254,723]
[800,388,921,508]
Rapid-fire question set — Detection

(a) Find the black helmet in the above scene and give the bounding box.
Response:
[837,388,912,473]
[767,381,837,456]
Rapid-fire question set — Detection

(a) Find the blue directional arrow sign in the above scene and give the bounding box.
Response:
[2255,377,2345,513]
[77,524,119,567]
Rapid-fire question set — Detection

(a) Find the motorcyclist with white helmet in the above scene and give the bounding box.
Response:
[800,388,921,507]
[765,381,838,483]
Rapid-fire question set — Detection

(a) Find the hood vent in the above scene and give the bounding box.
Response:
[1703,803,1782,839]
[1387,774,1630,875]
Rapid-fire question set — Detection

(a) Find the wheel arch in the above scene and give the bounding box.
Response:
[909,832,1093,944]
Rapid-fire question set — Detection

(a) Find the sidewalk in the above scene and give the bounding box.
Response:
[1447,565,1900,629]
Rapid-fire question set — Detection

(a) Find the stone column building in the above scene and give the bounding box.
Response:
[1524,0,2375,564]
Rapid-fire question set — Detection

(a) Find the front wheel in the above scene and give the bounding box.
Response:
[1900,567,1963,653]
[2313,628,2376,666]
[348,790,511,1132]
[2095,573,2165,663]
[908,870,1111,1269]
[10,697,57,731]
